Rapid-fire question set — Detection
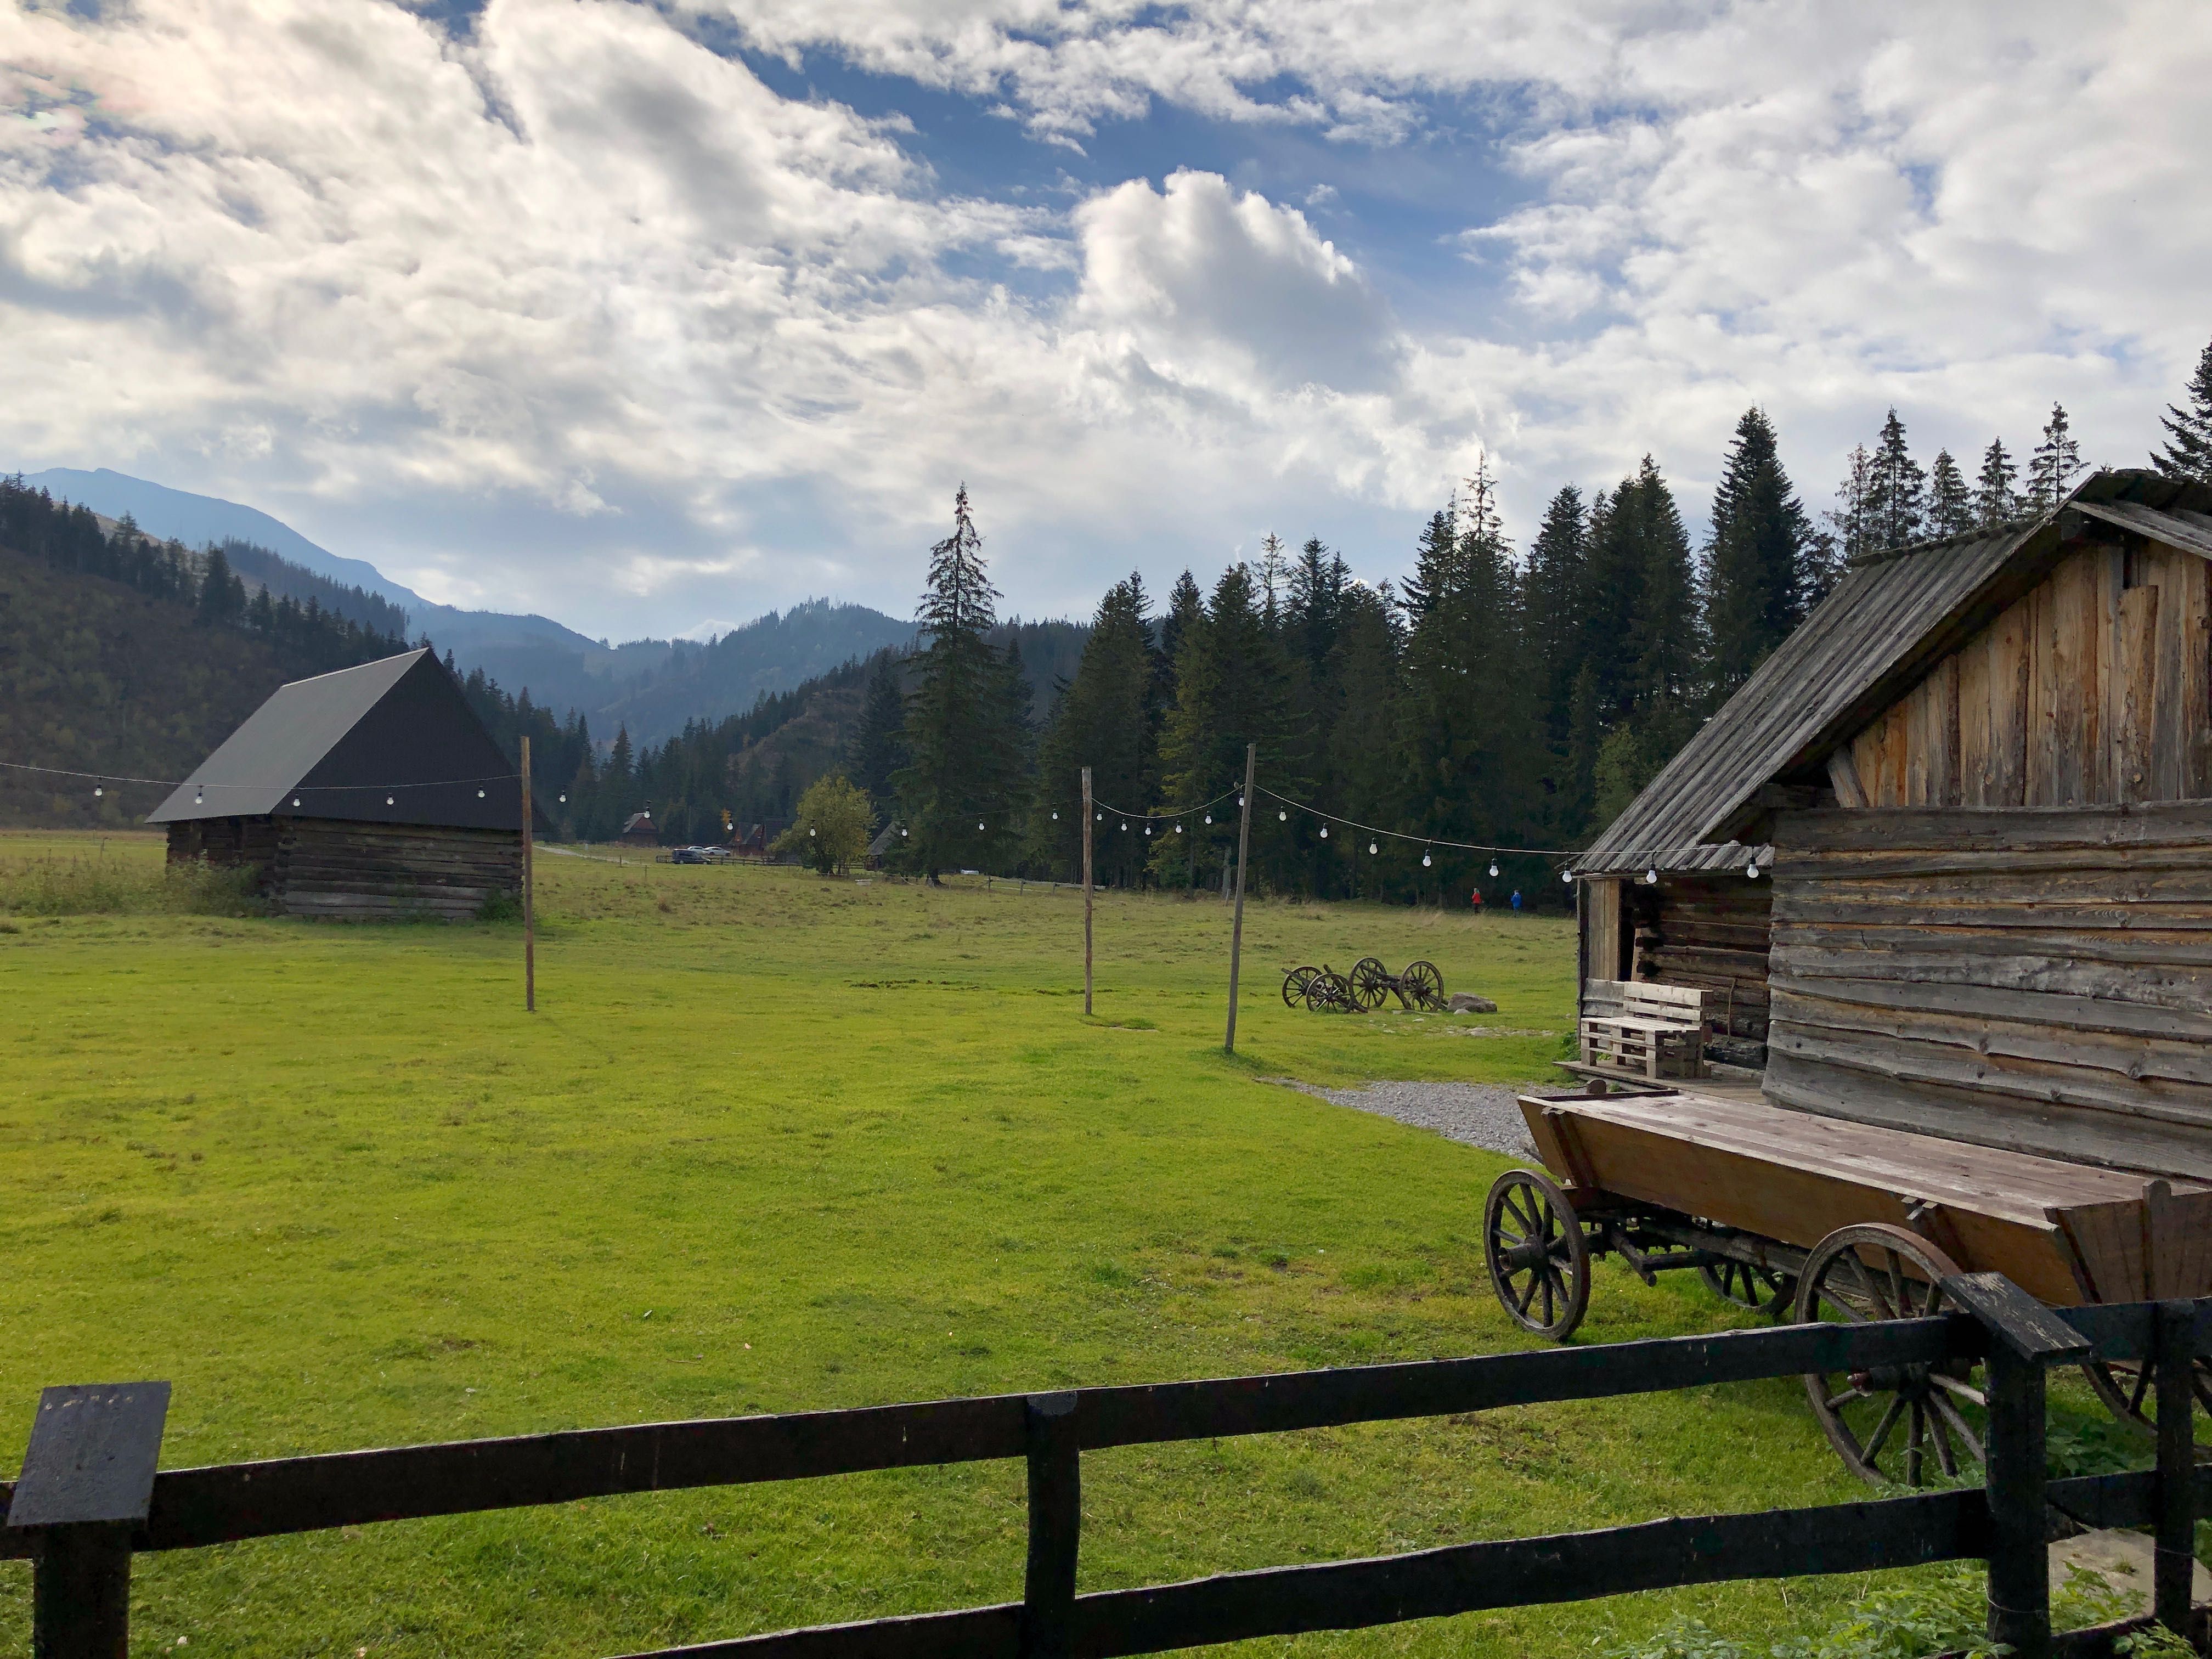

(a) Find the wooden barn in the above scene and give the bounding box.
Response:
[149,649,527,919]
[1575,466,2212,1180]
[617,811,659,848]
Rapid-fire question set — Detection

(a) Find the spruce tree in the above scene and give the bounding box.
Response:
[2028,403,2085,510]
[1703,408,1814,699]
[1866,409,1926,549]
[1522,484,1588,765]
[1399,508,1458,619]
[1927,449,1973,537]
[1030,575,1158,884]
[1255,533,1289,625]
[1824,445,1876,565]
[1976,438,2021,526]
[893,486,1029,880]
[845,654,907,817]
[1158,570,1203,668]
[2152,335,2212,484]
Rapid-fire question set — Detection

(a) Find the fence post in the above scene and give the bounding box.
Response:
[1022,1391,1080,1659]
[1943,1273,2090,1659]
[2154,1299,2199,1639]
[7,1382,171,1659]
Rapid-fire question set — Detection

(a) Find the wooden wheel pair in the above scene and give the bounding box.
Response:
[1480,1172,2197,1488]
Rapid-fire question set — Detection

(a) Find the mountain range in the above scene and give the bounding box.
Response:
[18,467,923,744]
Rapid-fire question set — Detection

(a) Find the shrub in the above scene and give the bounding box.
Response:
[0,851,264,917]
[771,773,875,876]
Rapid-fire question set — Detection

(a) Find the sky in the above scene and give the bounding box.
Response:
[4,0,2209,641]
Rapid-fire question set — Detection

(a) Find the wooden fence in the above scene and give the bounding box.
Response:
[3,1276,2204,1659]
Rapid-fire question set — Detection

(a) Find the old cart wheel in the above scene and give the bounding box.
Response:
[1699,1259,1795,1318]
[1282,966,1318,1009]
[1402,960,1446,1011]
[1348,957,1391,1012]
[1484,1169,1590,1339]
[2080,1355,2212,1438]
[1305,971,1353,1013]
[1795,1223,1985,1488]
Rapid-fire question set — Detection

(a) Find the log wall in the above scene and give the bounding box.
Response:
[1629,874,1773,1063]
[168,817,520,920]
[1848,540,2212,809]
[1764,802,2212,1180]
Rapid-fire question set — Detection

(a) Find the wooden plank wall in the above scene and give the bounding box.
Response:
[1850,541,2212,808]
[1765,803,2212,1180]
[1631,876,1773,1061]
[172,817,521,920]
[1581,879,1626,1010]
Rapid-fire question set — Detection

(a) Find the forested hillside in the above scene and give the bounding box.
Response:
[0,481,413,828]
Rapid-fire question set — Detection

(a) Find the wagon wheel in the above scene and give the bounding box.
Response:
[2079,1354,2212,1440]
[1483,1169,1591,1339]
[1282,965,1318,1009]
[1401,960,1446,1011]
[1348,957,1391,1012]
[1795,1224,1985,1488]
[1305,971,1353,1013]
[1699,1260,1796,1318]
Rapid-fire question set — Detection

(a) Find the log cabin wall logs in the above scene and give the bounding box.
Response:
[1764,802,2212,1181]
[1847,540,2212,810]
[1628,874,1774,1065]
[167,817,521,920]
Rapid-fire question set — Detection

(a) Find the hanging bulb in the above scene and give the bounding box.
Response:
[1368,842,1378,855]
[809,827,816,837]
[1120,821,1127,831]
[1421,852,1432,868]
[1238,795,1245,806]
[194,787,204,804]
[1052,811,1059,821]
[387,796,396,806]
[93,786,103,798]
[1645,868,1658,884]
[900,828,908,837]
[1096,812,1103,822]
[1278,810,1287,822]
[978,821,985,831]
[1175,823,1183,834]
[292,797,302,808]
[559,793,567,803]
[1747,862,1761,879]
[1488,862,1500,878]
[1204,814,1212,825]
[477,788,486,798]
[1319,825,1328,838]
[1144,824,1152,836]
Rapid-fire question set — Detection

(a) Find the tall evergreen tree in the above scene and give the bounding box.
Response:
[1030,575,1159,884]
[2028,403,2085,511]
[845,653,907,818]
[1255,533,1289,625]
[894,486,1029,880]
[1703,408,1814,698]
[1522,484,1588,760]
[1866,409,1926,550]
[1976,438,2021,526]
[2152,335,2212,484]
[1824,444,1877,566]
[1926,448,1973,537]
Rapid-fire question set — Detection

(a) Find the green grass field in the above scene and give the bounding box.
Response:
[0,832,2148,1656]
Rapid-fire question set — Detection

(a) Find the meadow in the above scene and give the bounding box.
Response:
[0,832,2149,1657]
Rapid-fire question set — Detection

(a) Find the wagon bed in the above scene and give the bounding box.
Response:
[1517,1086,2212,1307]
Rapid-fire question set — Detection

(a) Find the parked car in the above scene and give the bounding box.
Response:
[669,846,707,865]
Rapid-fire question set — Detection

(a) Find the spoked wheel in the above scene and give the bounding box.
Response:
[2080,1355,2212,1438]
[1348,957,1391,1012]
[1282,966,1318,1009]
[1795,1224,1985,1487]
[1700,1259,1795,1318]
[1402,961,1445,1011]
[1483,1169,1591,1339]
[1305,971,1354,1013]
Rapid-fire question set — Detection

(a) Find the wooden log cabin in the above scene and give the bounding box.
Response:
[1575,467,2212,1180]
[148,649,530,919]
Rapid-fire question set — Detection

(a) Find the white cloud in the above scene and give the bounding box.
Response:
[2,0,2208,638]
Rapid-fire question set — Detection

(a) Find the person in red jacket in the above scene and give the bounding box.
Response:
[1470,887,1484,911]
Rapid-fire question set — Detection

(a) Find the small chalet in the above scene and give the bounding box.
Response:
[1575,467,2212,1179]
[617,811,659,848]
[149,649,528,919]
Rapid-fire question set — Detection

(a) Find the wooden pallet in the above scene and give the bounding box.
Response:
[1579,979,1707,1080]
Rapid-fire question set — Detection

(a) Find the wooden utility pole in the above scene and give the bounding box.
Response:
[521,736,535,1014]
[1224,743,1255,1054]
[1081,766,1094,1016]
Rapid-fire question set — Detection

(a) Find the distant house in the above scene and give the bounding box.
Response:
[617,811,659,848]
[865,822,901,869]
[148,648,528,919]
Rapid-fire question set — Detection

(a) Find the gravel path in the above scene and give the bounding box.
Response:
[1272,1079,1538,1160]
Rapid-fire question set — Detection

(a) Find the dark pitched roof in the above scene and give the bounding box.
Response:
[148,649,524,831]
[1576,470,2212,875]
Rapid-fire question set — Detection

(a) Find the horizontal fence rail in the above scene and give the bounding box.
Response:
[4,1286,2205,1659]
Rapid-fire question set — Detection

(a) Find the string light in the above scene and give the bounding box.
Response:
[1488,861,1499,878]
[386,796,396,806]
[1051,811,1059,820]
[1422,851,1432,867]
[1204,814,1212,825]
[292,797,301,807]
[1747,862,1762,879]
[1143,824,1151,836]
[1368,842,1378,855]
[559,793,567,803]
[1319,825,1328,838]
[900,828,908,837]
[1120,821,1127,831]
[1278,810,1286,821]
[978,821,985,831]
[1644,868,1658,884]
[809,827,816,837]
[1562,870,1574,884]
[1175,823,1183,834]
[93,786,102,798]
[194,787,203,804]
[477,788,486,798]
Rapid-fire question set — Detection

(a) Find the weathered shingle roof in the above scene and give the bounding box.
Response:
[148,649,523,830]
[1576,470,2212,875]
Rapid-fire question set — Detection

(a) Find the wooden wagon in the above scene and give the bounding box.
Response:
[1499,470,2212,1487]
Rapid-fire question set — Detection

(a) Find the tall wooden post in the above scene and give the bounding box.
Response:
[2154,1297,2198,1638]
[521,736,535,1015]
[1080,768,1094,1017]
[1223,743,1255,1055]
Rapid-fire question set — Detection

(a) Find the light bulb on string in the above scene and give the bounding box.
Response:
[1562,870,1574,884]
[1204,814,1212,825]
[93,786,103,798]
[387,796,396,806]
[1645,868,1658,884]
[292,797,301,808]
[1120,822,1127,831]
[1747,862,1761,880]
[1488,862,1499,878]
[1278,810,1287,822]
[978,821,986,831]
[809,827,816,837]
[194,787,204,804]
[559,793,567,804]
[1052,811,1058,821]
[1368,842,1378,856]
[1144,824,1152,836]
[1175,823,1183,834]
[900,828,908,837]
[1319,825,1328,838]
[477,788,486,798]
[1421,851,1432,868]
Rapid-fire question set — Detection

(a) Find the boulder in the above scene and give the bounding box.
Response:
[1448,992,1498,1013]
